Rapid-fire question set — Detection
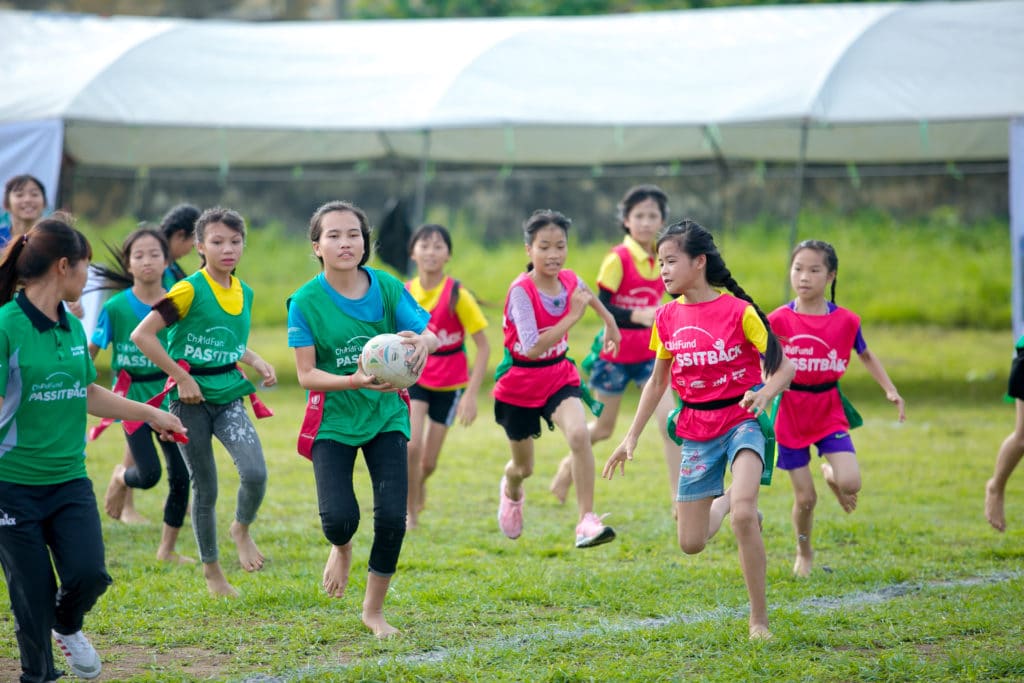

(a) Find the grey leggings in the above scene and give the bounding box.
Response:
[170,399,267,564]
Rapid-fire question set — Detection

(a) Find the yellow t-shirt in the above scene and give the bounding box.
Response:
[406,277,488,336]
[651,294,768,359]
[165,268,244,318]
[595,235,659,291]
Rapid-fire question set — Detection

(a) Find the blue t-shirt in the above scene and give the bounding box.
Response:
[90,290,152,348]
[0,211,12,248]
[287,268,429,348]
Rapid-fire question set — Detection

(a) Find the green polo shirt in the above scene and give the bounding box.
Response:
[0,292,96,485]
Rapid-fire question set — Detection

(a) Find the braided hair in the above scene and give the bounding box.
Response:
[656,219,784,376]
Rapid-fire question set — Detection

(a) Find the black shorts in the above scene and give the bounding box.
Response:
[408,385,463,426]
[1009,346,1024,400]
[493,384,582,441]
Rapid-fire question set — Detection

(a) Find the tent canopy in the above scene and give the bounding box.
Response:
[1,2,1022,167]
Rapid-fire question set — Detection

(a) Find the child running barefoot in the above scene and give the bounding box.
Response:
[288,201,437,638]
[768,240,905,577]
[984,333,1024,532]
[132,207,276,597]
[89,228,193,564]
[604,219,794,639]
[495,209,621,549]
[550,185,679,508]
[405,224,490,529]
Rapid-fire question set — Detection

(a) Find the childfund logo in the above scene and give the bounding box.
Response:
[0,509,15,526]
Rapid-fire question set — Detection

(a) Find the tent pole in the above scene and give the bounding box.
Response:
[784,121,810,302]
[413,130,431,227]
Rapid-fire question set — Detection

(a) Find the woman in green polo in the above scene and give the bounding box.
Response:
[0,216,185,683]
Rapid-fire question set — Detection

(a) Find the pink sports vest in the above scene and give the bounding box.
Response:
[407,276,469,390]
[600,244,664,364]
[768,305,861,448]
[493,270,581,408]
[656,295,763,441]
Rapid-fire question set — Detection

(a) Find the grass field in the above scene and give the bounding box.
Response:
[1,212,1022,681]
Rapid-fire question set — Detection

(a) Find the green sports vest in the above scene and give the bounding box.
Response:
[166,272,255,404]
[287,270,409,446]
[0,297,97,485]
[102,290,170,404]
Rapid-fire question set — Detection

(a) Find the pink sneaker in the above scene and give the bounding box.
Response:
[575,512,615,548]
[498,476,524,539]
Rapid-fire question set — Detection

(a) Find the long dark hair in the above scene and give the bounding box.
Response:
[91,227,170,291]
[0,214,92,304]
[791,239,839,303]
[657,219,784,376]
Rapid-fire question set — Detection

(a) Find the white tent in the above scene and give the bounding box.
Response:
[2,2,1024,333]
[1,2,1022,168]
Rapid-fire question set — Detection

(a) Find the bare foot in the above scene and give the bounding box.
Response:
[230,521,264,572]
[822,463,857,513]
[104,465,129,520]
[406,512,418,530]
[749,624,773,640]
[156,549,195,565]
[793,551,813,578]
[362,610,400,639]
[322,544,351,598]
[119,506,149,525]
[204,563,239,597]
[549,465,572,505]
[985,478,1007,532]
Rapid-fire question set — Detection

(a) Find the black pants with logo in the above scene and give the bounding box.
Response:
[0,478,112,683]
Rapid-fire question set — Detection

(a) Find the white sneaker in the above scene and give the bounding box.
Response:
[52,629,101,679]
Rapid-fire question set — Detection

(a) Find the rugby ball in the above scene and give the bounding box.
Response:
[359,333,422,389]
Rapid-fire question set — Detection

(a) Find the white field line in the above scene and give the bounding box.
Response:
[235,571,1022,682]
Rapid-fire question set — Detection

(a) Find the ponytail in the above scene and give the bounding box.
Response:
[0,235,30,304]
[658,219,784,376]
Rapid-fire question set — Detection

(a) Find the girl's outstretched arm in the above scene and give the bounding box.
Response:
[740,355,795,417]
[859,349,906,421]
[603,356,672,479]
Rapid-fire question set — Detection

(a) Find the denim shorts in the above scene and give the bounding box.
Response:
[589,358,655,395]
[776,432,856,471]
[676,420,765,502]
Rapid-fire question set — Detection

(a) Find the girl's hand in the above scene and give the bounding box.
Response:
[603,436,638,480]
[602,324,621,357]
[353,359,400,393]
[397,330,431,375]
[739,388,770,418]
[148,408,187,442]
[455,395,478,426]
[253,358,277,388]
[176,374,204,404]
[568,287,592,322]
[887,390,906,422]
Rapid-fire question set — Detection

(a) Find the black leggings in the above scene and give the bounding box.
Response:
[124,425,190,528]
[311,432,408,576]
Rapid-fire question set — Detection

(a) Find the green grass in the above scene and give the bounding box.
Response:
[1,211,1020,681]
[2,328,1020,681]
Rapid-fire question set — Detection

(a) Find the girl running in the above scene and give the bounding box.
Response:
[89,228,192,563]
[604,219,794,639]
[768,239,905,577]
[495,209,621,549]
[550,185,679,508]
[132,207,276,597]
[405,224,490,529]
[986,332,1024,532]
[288,200,437,638]
[0,216,185,683]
